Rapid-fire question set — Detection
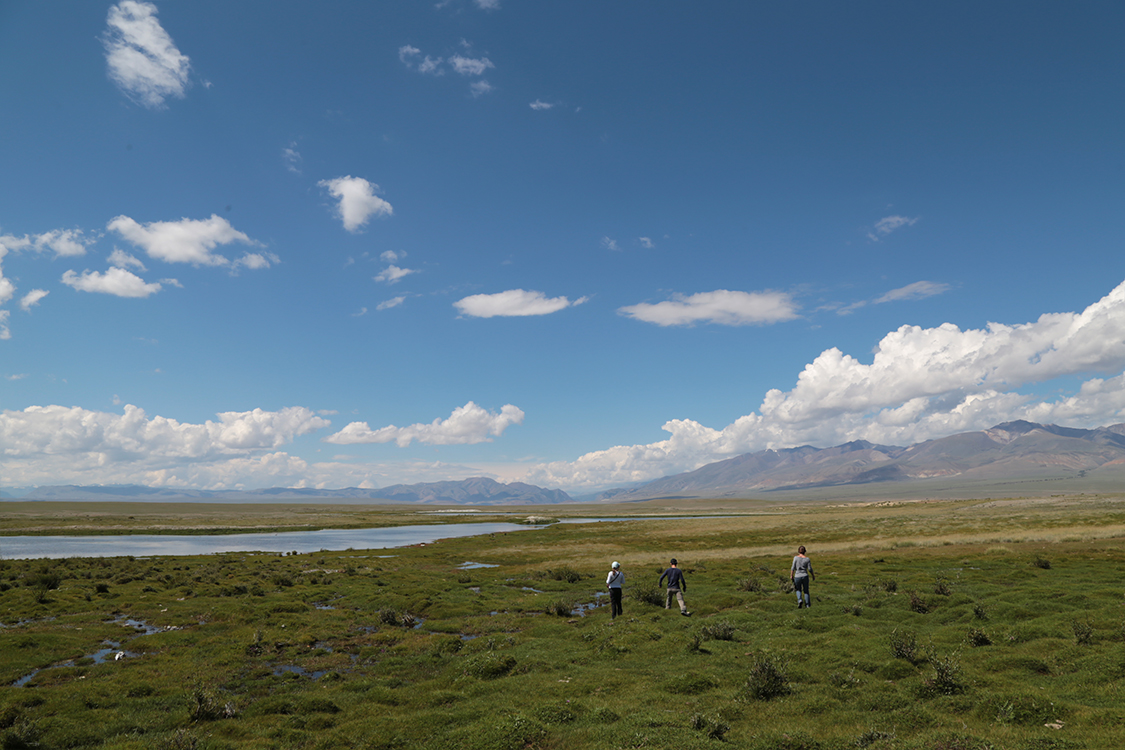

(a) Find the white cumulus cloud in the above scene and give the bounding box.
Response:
[454,289,588,318]
[619,289,800,327]
[525,278,1125,491]
[376,296,406,311]
[0,404,331,460]
[325,402,524,447]
[102,1,191,109]
[108,214,262,267]
[0,270,14,306]
[61,267,164,298]
[0,229,94,257]
[319,176,393,233]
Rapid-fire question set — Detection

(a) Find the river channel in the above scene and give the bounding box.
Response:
[0,517,699,559]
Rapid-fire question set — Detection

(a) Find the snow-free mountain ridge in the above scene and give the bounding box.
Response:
[5,421,1125,504]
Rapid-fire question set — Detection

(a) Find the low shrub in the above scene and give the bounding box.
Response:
[377,608,416,627]
[977,693,1067,726]
[1033,556,1052,570]
[590,707,619,723]
[534,703,576,724]
[189,684,238,721]
[854,728,895,748]
[737,577,763,592]
[689,712,730,740]
[909,591,930,614]
[629,582,665,608]
[920,652,965,697]
[664,672,717,695]
[463,653,517,679]
[699,620,735,641]
[740,651,791,701]
[31,573,60,591]
[547,598,573,617]
[889,628,920,662]
[541,566,583,584]
[966,628,991,647]
[1072,619,1093,645]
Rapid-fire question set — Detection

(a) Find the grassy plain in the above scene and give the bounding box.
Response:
[2,495,1125,749]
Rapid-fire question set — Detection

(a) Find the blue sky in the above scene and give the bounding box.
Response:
[2,1,1124,495]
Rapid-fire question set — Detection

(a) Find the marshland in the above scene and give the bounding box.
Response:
[2,494,1124,749]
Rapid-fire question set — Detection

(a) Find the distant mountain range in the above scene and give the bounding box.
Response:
[3,478,573,505]
[597,420,1125,501]
[5,421,1125,505]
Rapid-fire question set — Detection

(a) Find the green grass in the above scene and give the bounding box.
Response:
[1,497,1125,748]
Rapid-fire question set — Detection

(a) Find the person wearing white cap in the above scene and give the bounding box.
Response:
[606,561,625,619]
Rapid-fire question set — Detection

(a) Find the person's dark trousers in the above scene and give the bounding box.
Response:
[610,588,623,618]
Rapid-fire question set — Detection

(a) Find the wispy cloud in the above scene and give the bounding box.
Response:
[318,176,393,233]
[454,289,588,318]
[109,248,146,270]
[102,1,191,108]
[376,297,405,311]
[868,215,919,241]
[375,265,416,284]
[325,401,523,446]
[282,142,302,174]
[875,280,950,304]
[448,54,494,76]
[400,45,495,95]
[638,237,654,249]
[399,46,444,75]
[619,289,800,327]
[529,99,555,111]
[601,237,620,252]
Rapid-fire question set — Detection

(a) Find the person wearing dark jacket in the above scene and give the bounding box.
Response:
[659,558,690,616]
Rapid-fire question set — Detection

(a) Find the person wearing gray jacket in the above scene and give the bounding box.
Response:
[791,545,815,609]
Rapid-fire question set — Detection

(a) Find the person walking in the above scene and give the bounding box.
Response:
[790,545,815,609]
[659,558,690,616]
[606,561,624,619]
